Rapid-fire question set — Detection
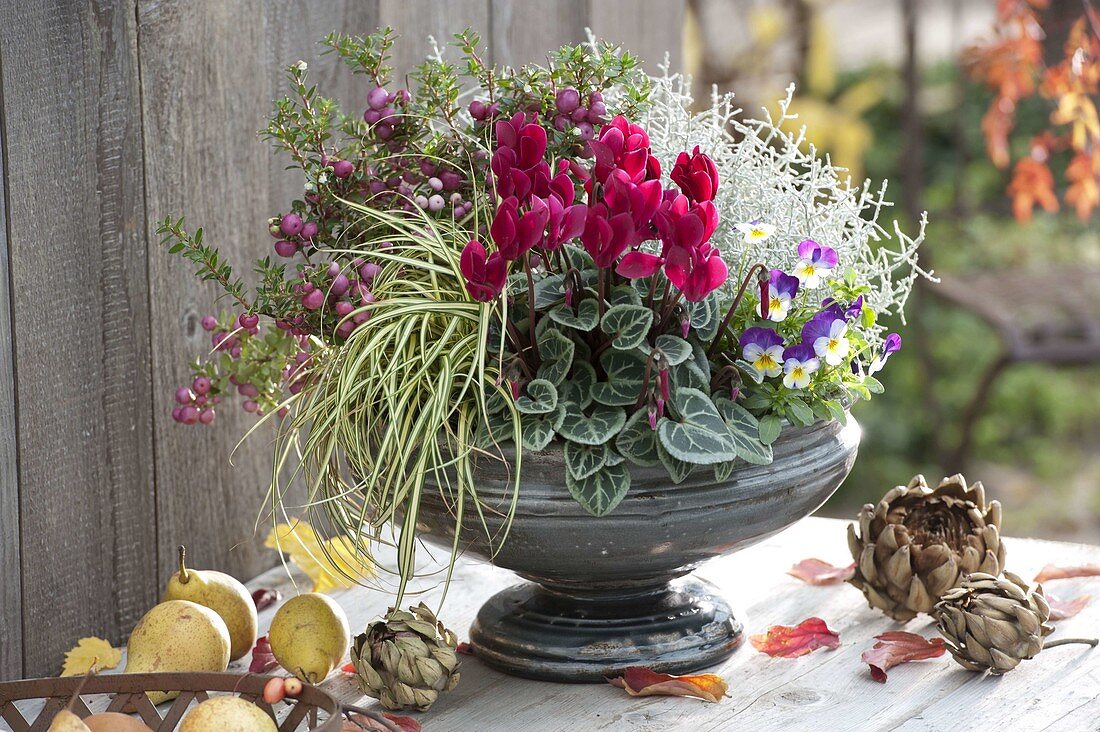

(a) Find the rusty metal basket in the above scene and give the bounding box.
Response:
[0,672,342,731]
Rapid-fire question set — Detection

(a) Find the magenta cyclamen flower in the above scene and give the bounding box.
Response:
[491,112,552,203]
[460,240,507,302]
[869,333,902,374]
[781,344,820,389]
[589,115,661,184]
[670,146,719,202]
[582,168,663,268]
[739,327,785,378]
[765,270,800,322]
[794,239,839,288]
[653,193,726,301]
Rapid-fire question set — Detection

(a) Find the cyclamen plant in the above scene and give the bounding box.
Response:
[160,28,925,591]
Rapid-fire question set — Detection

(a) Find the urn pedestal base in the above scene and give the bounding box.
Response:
[469,576,742,682]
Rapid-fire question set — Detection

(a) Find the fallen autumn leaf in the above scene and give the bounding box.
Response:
[788,558,856,585]
[861,631,946,682]
[607,666,728,702]
[750,617,840,658]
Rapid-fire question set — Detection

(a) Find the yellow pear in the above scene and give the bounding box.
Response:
[48,710,90,732]
[178,696,277,732]
[83,712,152,732]
[163,545,257,661]
[268,593,350,683]
[124,600,230,704]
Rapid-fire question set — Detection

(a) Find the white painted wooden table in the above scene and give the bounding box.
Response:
[255,517,1100,732]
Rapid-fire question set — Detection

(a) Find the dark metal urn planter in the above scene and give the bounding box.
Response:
[418,415,860,682]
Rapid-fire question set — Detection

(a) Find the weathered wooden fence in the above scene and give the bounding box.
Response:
[0,0,683,680]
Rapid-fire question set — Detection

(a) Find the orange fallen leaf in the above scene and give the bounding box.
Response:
[750,617,840,658]
[607,666,728,703]
[1047,593,1092,621]
[861,632,946,683]
[344,713,421,732]
[1034,564,1100,583]
[455,642,475,656]
[342,661,357,673]
[788,559,855,585]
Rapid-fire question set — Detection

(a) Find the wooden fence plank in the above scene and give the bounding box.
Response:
[0,52,24,682]
[589,0,685,72]
[380,0,492,82]
[0,0,156,677]
[490,0,589,68]
[138,0,380,587]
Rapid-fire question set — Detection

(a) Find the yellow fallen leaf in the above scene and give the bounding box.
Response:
[265,521,374,593]
[61,637,121,676]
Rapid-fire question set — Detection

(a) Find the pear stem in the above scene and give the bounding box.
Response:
[1045,637,1098,649]
[177,545,190,584]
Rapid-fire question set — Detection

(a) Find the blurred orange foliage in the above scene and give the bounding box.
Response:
[965,0,1100,221]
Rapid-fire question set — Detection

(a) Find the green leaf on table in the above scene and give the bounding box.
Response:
[615,409,661,467]
[566,463,631,517]
[564,440,609,480]
[537,327,575,386]
[759,414,783,445]
[600,304,653,351]
[516,379,558,415]
[557,402,626,445]
[591,350,647,407]
[548,299,599,332]
[657,388,738,464]
[559,361,596,409]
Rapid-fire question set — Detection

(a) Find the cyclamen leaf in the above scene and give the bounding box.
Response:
[516,379,558,415]
[600,304,653,350]
[60,637,122,676]
[566,463,631,516]
[608,666,728,703]
[758,414,782,445]
[609,284,642,306]
[650,334,692,366]
[521,405,564,451]
[713,459,739,481]
[537,327,575,385]
[557,403,625,445]
[787,559,856,585]
[532,273,566,308]
[548,299,599,331]
[861,632,946,683]
[564,440,609,480]
[1046,593,1092,621]
[249,635,278,673]
[657,388,738,464]
[1034,564,1100,582]
[616,409,661,467]
[657,441,693,484]
[590,350,647,407]
[750,617,840,658]
[559,361,597,408]
[716,398,772,466]
[688,293,721,341]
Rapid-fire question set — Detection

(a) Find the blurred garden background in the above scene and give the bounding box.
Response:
[685,0,1100,541]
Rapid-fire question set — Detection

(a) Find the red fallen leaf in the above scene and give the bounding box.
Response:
[344,713,421,732]
[1034,564,1100,583]
[252,588,281,611]
[1047,593,1092,621]
[249,635,278,673]
[607,666,728,703]
[788,559,855,585]
[455,642,475,656]
[860,631,946,683]
[750,617,840,658]
[341,661,357,673]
